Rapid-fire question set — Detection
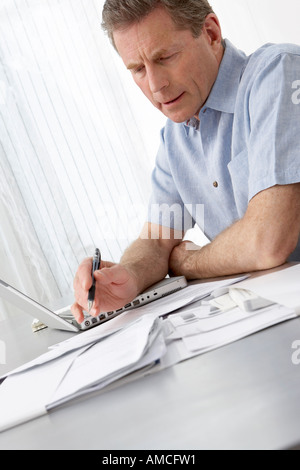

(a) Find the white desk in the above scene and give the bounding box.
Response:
[0,302,300,450]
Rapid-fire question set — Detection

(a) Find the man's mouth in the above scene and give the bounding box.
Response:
[163,92,185,106]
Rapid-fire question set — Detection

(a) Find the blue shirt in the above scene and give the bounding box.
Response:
[148,39,300,261]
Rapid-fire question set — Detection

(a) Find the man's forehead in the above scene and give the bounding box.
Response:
[113,6,186,59]
[114,24,189,68]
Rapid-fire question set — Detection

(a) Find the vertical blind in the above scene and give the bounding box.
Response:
[0,0,164,305]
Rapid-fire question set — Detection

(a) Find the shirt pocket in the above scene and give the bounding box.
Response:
[227,149,249,217]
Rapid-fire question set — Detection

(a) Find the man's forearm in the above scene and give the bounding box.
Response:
[170,185,300,279]
[120,238,172,294]
[188,220,263,278]
[170,219,260,279]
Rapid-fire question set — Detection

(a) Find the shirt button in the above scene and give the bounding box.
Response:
[213,181,219,188]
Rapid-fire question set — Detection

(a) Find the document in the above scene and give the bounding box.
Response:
[165,304,296,354]
[0,348,84,432]
[163,264,299,359]
[0,315,165,432]
[48,315,165,408]
[232,264,300,314]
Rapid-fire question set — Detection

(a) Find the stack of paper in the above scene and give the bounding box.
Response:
[0,315,165,432]
[163,264,300,359]
[48,315,165,409]
[164,303,296,355]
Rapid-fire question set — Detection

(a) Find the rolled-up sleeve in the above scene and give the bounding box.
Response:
[246,51,300,201]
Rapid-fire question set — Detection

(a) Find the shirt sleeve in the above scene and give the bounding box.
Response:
[147,126,193,232]
[247,49,300,201]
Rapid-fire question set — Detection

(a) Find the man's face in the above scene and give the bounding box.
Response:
[114,7,223,123]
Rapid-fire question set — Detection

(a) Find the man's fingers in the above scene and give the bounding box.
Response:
[71,302,85,324]
[73,257,93,291]
[94,265,130,286]
[74,259,117,290]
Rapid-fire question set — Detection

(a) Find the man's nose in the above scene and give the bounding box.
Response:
[147,66,169,94]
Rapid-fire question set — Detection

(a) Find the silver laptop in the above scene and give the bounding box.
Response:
[0,276,188,332]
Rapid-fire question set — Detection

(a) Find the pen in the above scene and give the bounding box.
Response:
[88,248,101,312]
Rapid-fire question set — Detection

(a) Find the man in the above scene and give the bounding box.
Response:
[72,0,300,323]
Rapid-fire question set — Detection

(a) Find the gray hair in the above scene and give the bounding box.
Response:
[102,0,214,49]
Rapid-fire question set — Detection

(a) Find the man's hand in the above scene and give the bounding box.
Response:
[71,258,139,324]
[71,224,182,324]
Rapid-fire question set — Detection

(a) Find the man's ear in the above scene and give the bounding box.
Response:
[202,13,223,49]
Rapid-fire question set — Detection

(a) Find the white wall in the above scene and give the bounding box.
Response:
[209,0,300,54]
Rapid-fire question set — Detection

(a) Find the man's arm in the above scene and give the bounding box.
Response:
[120,223,183,292]
[169,184,300,279]
[71,224,182,323]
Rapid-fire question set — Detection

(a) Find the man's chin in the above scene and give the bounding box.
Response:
[159,105,200,124]
[160,108,193,124]
[167,115,196,124]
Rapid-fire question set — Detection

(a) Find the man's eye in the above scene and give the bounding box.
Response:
[159,54,176,63]
[133,66,145,74]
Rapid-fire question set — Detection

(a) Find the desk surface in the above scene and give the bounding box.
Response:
[1,304,300,450]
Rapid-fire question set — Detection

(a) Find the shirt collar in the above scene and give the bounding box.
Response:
[185,39,247,127]
[204,39,247,114]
